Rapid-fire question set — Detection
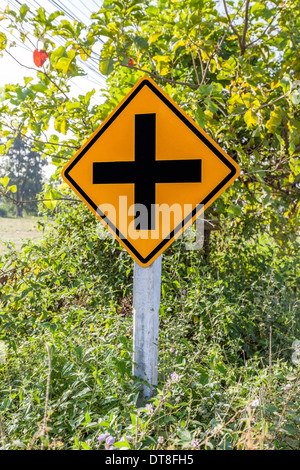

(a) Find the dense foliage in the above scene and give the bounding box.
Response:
[0,0,299,242]
[0,135,46,216]
[0,203,299,450]
[0,0,299,451]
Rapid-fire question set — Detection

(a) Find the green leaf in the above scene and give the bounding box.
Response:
[199,372,209,385]
[244,109,258,128]
[0,175,9,188]
[84,89,95,104]
[228,204,242,216]
[290,90,300,106]
[149,33,162,44]
[280,77,290,93]
[31,83,48,93]
[24,77,33,86]
[66,102,82,112]
[50,46,66,65]
[20,4,30,19]
[205,98,218,114]
[130,414,137,426]
[177,428,191,443]
[281,424,296,436]
[189,14,202,26]
[266,108,282,133]
[195,106,206,127]
[54,117,68,135]
[44,190,58,210]
[210,59,217,73]
[0,32,7,51]
[134,35,148,51]
[100,57,115,76]
[198,84,212,97]
[145,6,159,15]
[56,54,74,75]
[289,157,300,175]
[114,440,130,449]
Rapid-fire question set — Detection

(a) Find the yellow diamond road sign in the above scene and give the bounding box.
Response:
[62,77,240,267]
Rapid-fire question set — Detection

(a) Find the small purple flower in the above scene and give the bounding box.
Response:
[192,439,199,448]
[170,348,175,354]
[158,436,164,444]
[284,383,291,391]
[145,403,153,413]
[86,439,92,445]
[241,305,245,308]
[108,445,115,450]
[171,372,179,382]
[97,433,107,442]
[182,289,186,295]
[105,436,115,446]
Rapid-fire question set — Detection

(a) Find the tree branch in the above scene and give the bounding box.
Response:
[0,189,81,205]
[16,131,79,150]
[191,51,200,86]
[31,146,69,161]
[241,0,250,55]
[197,49,204,79]
[230,91,290,117]
[223,0,243,51]
[5,50,70,99]
[194,2,245,84]
[122,64,198,89]
[245,1,288,50]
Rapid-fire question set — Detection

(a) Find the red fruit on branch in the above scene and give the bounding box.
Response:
[128,58,135,66]
[33,49,48,67]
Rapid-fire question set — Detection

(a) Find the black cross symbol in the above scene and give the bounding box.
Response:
[93,113,202,230]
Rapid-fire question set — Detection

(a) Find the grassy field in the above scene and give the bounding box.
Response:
[0,217,41,254]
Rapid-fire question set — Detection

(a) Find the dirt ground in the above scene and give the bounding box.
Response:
[0,217,41,254]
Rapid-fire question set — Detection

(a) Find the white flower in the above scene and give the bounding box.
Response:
[171,372,179,382]
[251,398,259,407]
[145,403,153,413]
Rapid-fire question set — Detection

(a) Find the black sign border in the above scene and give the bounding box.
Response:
[63,79,237,265]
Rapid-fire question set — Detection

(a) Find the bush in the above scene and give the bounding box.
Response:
[0,203,299,450]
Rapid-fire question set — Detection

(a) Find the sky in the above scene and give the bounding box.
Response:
[0,0,106,92]
[0,0,226,94]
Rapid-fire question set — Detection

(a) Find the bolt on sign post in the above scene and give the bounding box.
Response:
[62,77,240,397]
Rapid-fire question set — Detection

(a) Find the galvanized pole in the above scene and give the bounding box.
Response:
[133,255,162,399]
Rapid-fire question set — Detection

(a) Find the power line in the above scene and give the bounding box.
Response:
[90,0,101,9]
[3,0,107,88]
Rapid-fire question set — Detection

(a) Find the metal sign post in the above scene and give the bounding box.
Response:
[133,255,162,398]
